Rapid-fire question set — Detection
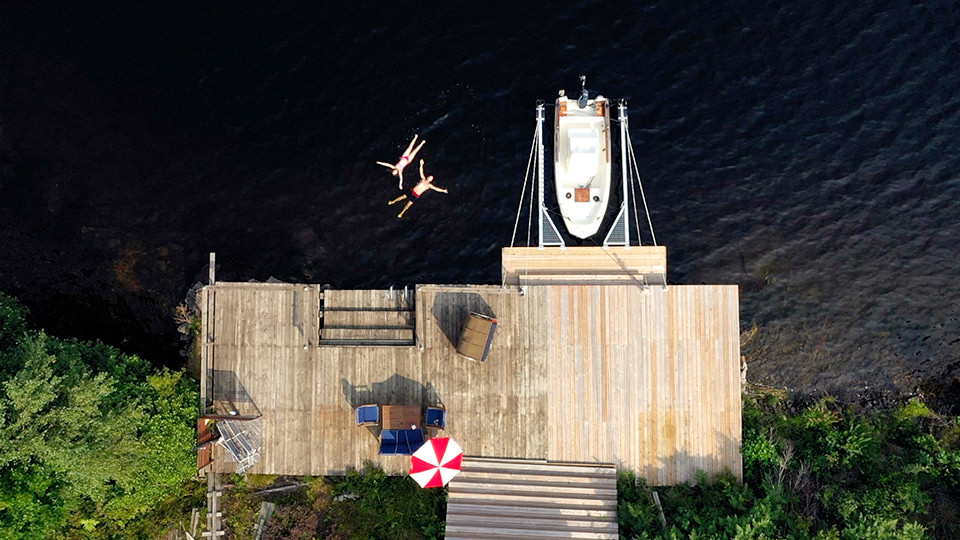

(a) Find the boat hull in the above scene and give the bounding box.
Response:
[554,96,611,239]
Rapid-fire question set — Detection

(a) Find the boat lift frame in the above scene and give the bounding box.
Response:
[535,102,566,248]
[603,101,632,248]
[511,97,656,250]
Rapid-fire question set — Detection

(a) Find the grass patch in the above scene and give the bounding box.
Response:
[219,464,446,539]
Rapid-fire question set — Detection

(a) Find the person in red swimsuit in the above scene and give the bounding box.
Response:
[376,134,426,189]
[388,159,449,218]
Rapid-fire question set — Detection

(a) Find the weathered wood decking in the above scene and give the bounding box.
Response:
[200,247,742,484]
[446,458,620,539]
[501,245,667,285]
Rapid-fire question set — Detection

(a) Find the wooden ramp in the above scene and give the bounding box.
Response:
[445,458,619,539]
[501,246,667,286]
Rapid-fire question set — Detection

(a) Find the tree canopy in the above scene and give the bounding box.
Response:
[0,292,198,538]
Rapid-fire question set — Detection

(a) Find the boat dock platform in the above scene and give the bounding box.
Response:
[198,246,742,485]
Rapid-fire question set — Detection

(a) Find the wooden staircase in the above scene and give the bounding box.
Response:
[445,458,619,539]
[319,289,415,346]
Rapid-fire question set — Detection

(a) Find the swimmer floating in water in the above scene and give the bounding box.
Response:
[387,159,448,219]
[376,134,426,189]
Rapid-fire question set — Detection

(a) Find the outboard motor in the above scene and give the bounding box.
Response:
[577,75,589,108]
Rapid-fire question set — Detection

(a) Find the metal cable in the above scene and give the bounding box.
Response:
[527,129,535,248]
[505,126,539,288]
[630,160,642,244]
[626,129,657,246]
[510,128,538,248]
[625,119,643,244]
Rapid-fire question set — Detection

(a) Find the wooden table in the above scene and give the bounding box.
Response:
[381,405,422,430]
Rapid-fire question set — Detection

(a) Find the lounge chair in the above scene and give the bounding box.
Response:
[380,428,426,455]
[425,407,447,430]
[356,404,380,426]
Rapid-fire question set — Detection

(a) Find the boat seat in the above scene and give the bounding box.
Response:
[565,127,600,182]
[568,128,599,153]
[568,152,598,181]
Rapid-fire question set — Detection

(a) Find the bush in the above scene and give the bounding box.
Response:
[328,463,446,539]
[619,395,960,539]
[0,291,199,538]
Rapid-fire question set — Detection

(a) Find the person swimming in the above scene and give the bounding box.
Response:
[376,134,426,189]
[387,159,449,218]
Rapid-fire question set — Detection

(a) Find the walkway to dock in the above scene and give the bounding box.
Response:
[445,457,619,539]
[202,473,223,537]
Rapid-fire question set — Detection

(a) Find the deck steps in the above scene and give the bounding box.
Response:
[319,289,415,345]
[445,458,618,540]
[322,289,414,310]
[322,310,413,326]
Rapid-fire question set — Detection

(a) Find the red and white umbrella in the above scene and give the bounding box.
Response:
[409,437,463,488]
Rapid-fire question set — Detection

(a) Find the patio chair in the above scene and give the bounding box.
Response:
[356,404,380,426]
[425,407,446,430]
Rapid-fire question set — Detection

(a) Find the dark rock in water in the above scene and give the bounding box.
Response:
[184,282,203,311]
[919,365,960,415]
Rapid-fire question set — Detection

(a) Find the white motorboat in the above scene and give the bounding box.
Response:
[554,77,611,239]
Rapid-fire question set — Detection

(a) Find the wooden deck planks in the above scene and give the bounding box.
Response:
[200,257,741,484]
[501,246,668,286]
[535,285,741,484]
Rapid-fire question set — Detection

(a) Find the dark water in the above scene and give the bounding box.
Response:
[1,1,958,401]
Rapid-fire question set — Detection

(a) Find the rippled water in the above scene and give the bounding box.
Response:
[1,1,958,399]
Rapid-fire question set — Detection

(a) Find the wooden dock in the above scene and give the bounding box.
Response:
[446,458,620,539]
[501,246,667,286]
[200,247,741,485]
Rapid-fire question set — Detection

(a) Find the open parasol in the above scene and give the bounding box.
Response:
[409,437,463,488]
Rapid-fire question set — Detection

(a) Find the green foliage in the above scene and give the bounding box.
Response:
[839,515,926,540]
[895,398,933,423]
[328,463,446,539]
[620,469,809,539]
[223,475,262,539]
[0,291,199,538]
[619,395,960,539]
[741,398,782,479]
[0,294,28,378]
[219,466,445,539]
[246,473,281,490]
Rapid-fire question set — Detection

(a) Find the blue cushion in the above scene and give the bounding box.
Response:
[356,405,379,424]
[408,439,426,453]
[379,443,400,455]
[379,429,424,455]
[425,408,446,428]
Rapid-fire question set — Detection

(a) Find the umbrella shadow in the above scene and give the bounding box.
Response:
[430,291,496,347]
